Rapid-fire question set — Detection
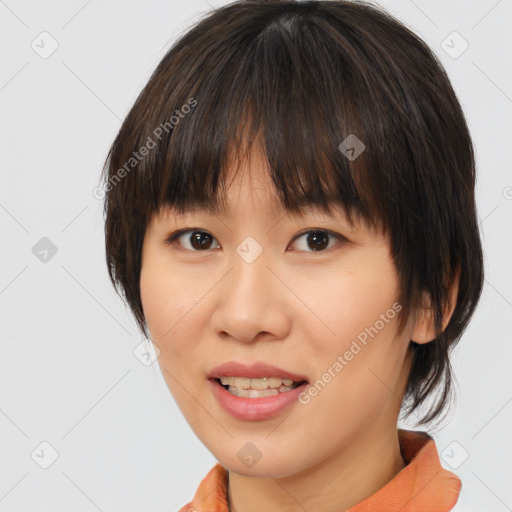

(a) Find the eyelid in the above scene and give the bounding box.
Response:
[290,228,344,242]
[164,228,203,245]
[288,229,346,252]
[164,227,346,252]
[164,228,221,250]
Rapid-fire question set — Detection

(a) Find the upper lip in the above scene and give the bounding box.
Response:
[208,361,309,382]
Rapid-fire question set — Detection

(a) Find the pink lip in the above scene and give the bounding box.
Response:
[208,378,309,421]
[207,361,309,381]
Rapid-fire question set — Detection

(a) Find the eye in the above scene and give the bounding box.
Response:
[164,228,345,253]
[165,229,220,251]
[288,229,344,253]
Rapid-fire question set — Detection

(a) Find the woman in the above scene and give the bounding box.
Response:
[100,1,483,510]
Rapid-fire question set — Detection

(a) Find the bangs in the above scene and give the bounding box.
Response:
[106,4,401,233]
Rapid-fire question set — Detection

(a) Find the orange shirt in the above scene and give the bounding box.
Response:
[178,429,461,512]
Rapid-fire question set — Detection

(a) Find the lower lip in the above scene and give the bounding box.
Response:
[208,378,309,421]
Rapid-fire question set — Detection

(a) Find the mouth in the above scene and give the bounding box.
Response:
[211,377,309,398]
[208,376,310,421]
[207,361,310,419]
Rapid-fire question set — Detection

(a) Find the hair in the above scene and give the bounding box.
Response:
[99,0,484,425]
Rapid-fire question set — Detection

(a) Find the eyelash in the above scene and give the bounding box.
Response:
[164,228,345,253]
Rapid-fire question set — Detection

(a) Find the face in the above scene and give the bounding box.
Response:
[140,147,417,478]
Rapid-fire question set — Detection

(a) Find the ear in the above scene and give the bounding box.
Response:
[411,266,460,344]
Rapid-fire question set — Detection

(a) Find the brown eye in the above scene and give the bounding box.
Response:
[188,231,215,250]
[289,230,343,253]
[166,229,221,251]
[165,228,344,253]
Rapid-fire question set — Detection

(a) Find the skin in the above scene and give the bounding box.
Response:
[140,145,457,512]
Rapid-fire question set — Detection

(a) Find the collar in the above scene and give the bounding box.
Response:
[179,429,461,512]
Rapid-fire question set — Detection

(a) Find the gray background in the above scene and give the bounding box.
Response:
[1,0,511,510]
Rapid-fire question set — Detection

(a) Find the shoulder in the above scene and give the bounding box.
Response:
[177,463,229,512]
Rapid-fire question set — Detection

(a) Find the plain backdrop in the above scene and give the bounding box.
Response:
[1,0,511,510]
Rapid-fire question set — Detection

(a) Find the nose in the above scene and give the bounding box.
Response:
[209,245,291,344]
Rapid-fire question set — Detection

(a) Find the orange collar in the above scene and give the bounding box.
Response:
[179,429,461,512]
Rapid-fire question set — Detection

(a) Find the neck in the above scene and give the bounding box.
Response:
[227,424,406,512]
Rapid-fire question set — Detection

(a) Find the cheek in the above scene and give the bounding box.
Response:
[140,252,219,387]
[140,261,209,415]
[292,250,401,354]
[140,248,195,340]
[292,250,407,405]
[140,267,172,340]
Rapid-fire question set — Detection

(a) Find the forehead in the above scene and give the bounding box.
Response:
[162,200,346,222]
[152,145,381,235]
[184,150,347,217]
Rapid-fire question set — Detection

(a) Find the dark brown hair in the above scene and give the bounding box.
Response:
[99,0,484,424]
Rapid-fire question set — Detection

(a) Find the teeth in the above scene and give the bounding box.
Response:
[219,376,297,390]
[227,385,295,398]
[218,376,304,397]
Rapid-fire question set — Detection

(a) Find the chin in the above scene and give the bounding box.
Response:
[219,452,303,479]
